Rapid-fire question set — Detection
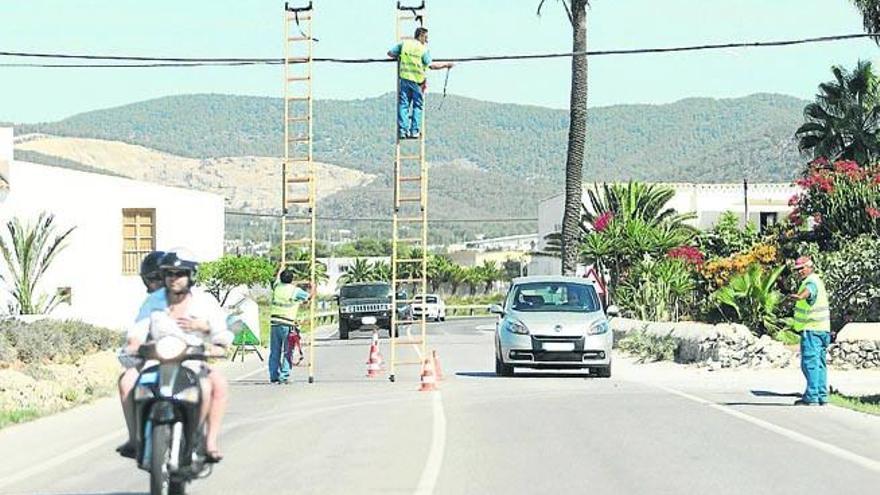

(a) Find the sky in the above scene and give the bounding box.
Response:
[0,0,877,123]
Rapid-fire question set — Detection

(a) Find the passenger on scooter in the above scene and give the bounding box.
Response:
[116,250,165,458]
[123,250,233,463]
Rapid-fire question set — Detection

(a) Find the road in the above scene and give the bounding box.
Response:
[1,317,879,494]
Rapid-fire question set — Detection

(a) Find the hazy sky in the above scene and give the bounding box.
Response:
[0,0,877,123]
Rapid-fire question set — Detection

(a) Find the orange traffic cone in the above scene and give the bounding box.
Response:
[432,350,444,381]
[418,357,438,392]
[366,331,385,378]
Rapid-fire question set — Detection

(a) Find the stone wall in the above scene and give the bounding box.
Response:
[828,323,880,369]
[611,317,793,369]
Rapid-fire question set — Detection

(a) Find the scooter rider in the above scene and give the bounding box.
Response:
[124,250,233,463]
[116,250,165,458]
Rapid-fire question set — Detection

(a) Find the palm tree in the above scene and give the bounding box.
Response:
[427,255,451,293]
[852,1,880,43]
[447,264,466,296]
[538,0,590,275]
[477,260,503,294]
[583,182,695,229]
[370,260,391,282]
[463,267,482,296]
[0,212,75,314]
[795,60,880,164]
[338,258,377,284]
[287,249,329,284]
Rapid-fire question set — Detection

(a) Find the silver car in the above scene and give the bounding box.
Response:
[490,276,617,377]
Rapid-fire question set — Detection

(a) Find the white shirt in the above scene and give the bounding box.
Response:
[127,287,234,346]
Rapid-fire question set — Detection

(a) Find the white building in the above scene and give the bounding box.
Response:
[458,233,540,253]
[531,182,798,276]
[0,128,224,329]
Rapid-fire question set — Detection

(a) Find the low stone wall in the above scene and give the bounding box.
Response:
[611,317,793,369]
[828,323,880,369]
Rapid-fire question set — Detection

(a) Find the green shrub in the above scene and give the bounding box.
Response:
[0,318,122,365]
[618,328,677,363]
[710,264,786,337]
[616,258,697,322]
[697,211,761,259]
[812,235,880,330]
[775,330,801,346]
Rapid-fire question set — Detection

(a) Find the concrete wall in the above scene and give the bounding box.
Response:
[0,129,224,329]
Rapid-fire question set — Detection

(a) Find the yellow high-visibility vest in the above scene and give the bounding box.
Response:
[270,284,302,325]
[398,39,427,84]
[792,273,831,332]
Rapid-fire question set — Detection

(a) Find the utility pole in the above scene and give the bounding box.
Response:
[743,178,749,227]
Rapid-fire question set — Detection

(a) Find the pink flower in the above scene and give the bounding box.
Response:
[667,246,704,266]
[787,194,801,207]
[867,207,880,219]
[593,211,614,232]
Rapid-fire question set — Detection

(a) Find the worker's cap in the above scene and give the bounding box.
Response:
[794,256,813,269]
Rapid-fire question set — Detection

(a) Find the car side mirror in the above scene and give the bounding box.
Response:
[488,304,504,316]
[606,304,620,317]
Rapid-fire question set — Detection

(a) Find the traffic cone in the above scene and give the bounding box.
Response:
[366,331,385,378]
[432,350,444,381]
[418,357,438,392]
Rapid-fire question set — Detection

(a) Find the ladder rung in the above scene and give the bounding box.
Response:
[395,258,424,263]
[287,36,311,42]
[287,116,310,122]
[398,154,421,160]
[290,279,312,285]
[286,75,311,82]
[283,260,311,266]
[288,136,310,142]
[398,36,416,41]
[394,277,424,283]
[287,176,312,184]
[285,238,312,245]
[285,157,311,163]
[397,217,424,223]
[399,176,422,183]
[395,237,422,243]
[284,218,311,225]
[393,360,425,366]
[287,197,312,204]
[286,95,310,100]
[394,339,424,346]
[396,319,427,325]
[398,196,422,203]
[287,16,312,21]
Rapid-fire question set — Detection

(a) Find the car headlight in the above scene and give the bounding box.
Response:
[508,320,529,335]
[588,320,610,335]
[340,306,352,314]
[155,336,187,360]
[173,385,201,403]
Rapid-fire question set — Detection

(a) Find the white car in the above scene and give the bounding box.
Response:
[491,276,618,377]
[411,294,446,322]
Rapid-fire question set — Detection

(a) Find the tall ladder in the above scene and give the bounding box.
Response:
[282,1,317,383]
[389,0,429,383]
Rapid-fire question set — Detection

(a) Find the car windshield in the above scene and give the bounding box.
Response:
[340,284,390,299]
[510,282,600,313]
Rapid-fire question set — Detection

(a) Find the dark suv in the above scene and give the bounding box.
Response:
[337,282,409,340]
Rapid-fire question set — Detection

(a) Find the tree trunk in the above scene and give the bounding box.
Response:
[561,0,589,276]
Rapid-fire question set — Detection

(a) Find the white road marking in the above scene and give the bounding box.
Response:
[655,384,880,473]
[0,428,126,491]
[414,392,447,495]
[475,324,495,331]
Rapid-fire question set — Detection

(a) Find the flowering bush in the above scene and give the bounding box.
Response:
[593,211,614,232]
[701,243,778,288]
[789,158,880,241]
[667,245,704,266]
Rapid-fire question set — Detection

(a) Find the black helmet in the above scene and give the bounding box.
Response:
[140,251,166,286]
[159,249,199,283]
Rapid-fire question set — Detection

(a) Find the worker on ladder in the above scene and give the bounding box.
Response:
[387,27,454,140]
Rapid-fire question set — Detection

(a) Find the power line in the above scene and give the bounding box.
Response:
[1,33,876,68]
[225,210,536,223]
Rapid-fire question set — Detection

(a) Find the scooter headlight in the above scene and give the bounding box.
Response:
[155,336,187,360]
[173,385,201,403]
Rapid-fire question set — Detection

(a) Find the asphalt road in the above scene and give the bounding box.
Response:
[1,317,879,494]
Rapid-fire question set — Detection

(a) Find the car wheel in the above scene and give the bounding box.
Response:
[338,321,349,340]
[495,354,514,377]
[592,365,611,378]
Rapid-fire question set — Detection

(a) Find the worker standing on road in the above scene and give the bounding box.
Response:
[387,27,454,140]
[269,268,310,384]
[789,256,831,406]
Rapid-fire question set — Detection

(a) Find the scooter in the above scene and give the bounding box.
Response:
[131,335,215,495]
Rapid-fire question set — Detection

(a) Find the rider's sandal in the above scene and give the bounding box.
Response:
[205,451,224,464]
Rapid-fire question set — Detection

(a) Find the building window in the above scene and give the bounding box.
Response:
[122,209,156,275]
[759,212,778,233]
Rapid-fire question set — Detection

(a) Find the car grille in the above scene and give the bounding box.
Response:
[532,335,583,342]
[350,303,392,313]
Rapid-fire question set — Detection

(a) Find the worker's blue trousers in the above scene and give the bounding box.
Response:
[398,79,424,137]
[800,330,831,403]
[268,323,292,382]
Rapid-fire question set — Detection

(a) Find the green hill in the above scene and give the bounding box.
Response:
[19,92,808,240]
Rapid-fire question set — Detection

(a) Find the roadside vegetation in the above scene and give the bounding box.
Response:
[829,392,880,416]
[0,319,122,429]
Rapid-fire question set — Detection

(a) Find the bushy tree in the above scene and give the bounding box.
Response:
[198,255,275,305]
[697,211,760,259]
